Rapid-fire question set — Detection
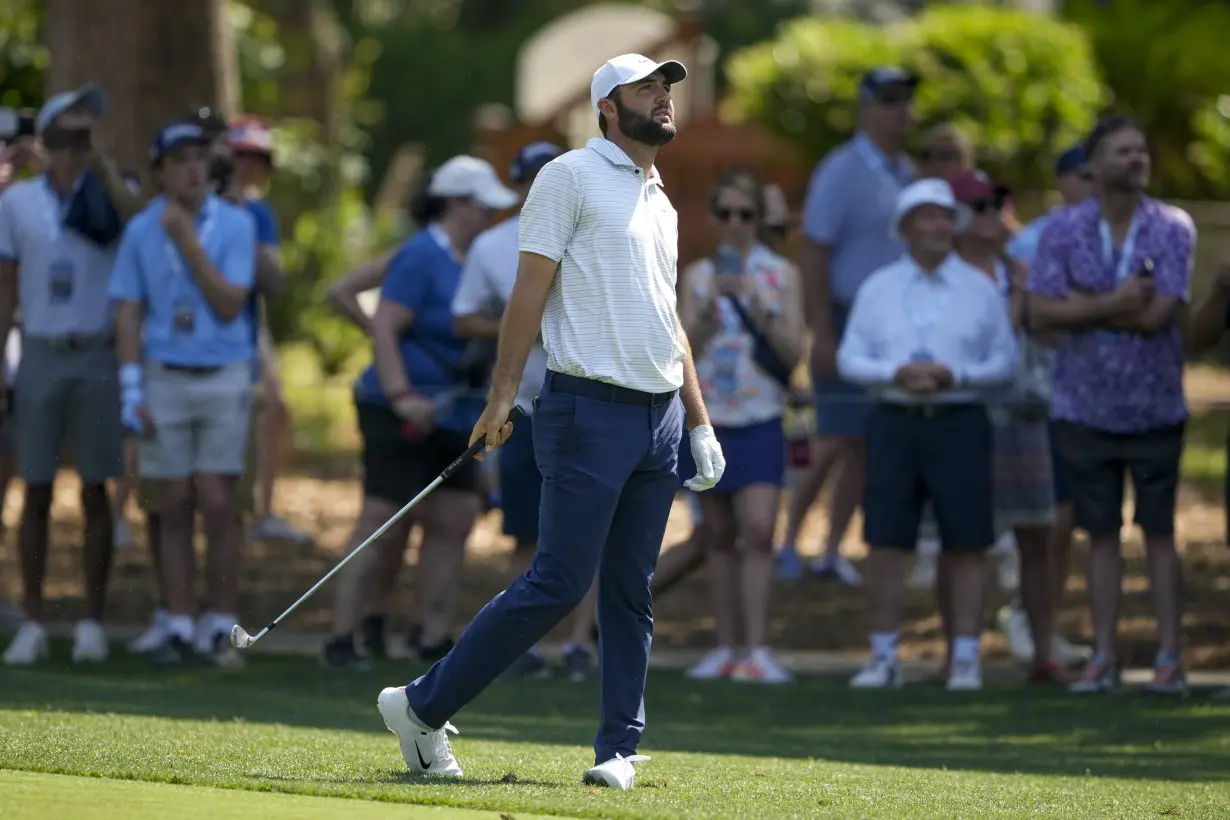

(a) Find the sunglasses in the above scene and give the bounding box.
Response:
[874,91,914,107]
[715,207,757,224]
[918,147,961,163]
[966,191,1010,214]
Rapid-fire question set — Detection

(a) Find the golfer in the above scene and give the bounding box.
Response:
[377,53,725,790]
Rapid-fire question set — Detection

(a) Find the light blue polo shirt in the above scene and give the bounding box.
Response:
[802,134,915,306]
[108,194,257,366]
[243,197,279,382]
[0,175,119,337]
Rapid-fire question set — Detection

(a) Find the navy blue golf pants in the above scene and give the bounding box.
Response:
[405,371,683,765]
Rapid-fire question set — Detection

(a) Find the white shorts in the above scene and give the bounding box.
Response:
[138,361,253,478]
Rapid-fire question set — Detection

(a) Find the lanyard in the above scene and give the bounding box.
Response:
[1098,210,1140,284]
[904,259,950,352]
[164,197,219,287]
[854,137,908,197]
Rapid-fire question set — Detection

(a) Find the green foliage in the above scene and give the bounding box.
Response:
[0,0,46,111]
[1062,0,1230,199]
[725,6,1105,189]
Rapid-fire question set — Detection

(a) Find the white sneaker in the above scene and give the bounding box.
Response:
[991,533,1020,592]
[129,610,170,654]
[3,621,48,666]
[72,619,109,663]
[997,605,1034,663]
[376,686,463,777]
[1051,634,1092,666]
[582,753,651,790]
[113,517,134,551]
[685,647,737,680]
[907,543,939,590]
[849,656,902,689]
[730,648,793,684]
[809,554,863,587]
[947,659,983,692]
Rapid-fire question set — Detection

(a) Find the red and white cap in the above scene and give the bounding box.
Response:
[228,116,274,158]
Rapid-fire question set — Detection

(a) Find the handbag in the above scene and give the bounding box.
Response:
[63,169,125,247]
[722,294,794,390]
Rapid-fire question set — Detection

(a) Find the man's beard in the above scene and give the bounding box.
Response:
[1104,165,1148,193]
[615,96,676,147]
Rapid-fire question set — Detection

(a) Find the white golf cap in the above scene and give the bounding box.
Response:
[891,178,957,240]
[428,155,519,210]
[590,53,687,115]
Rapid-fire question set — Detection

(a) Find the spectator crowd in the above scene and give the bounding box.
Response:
[0,67,1226,699]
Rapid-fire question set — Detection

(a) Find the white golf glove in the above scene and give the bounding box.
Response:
[684,424,726,492]
[118,363,147,435]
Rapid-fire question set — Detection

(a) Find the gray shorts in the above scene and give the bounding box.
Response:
[14,336,123,485]
[138,360,253,479]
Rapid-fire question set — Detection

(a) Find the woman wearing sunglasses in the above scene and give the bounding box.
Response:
[677,171,806,684]
[949,169,1066,684]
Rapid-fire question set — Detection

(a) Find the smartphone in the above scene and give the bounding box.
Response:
[713,246,743,277]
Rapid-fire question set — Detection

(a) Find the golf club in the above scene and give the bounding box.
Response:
[231,405,525,651]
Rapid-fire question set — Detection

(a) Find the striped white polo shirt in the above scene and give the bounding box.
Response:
[518,138,684,394]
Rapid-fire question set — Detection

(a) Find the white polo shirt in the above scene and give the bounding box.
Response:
[451,214,549,412]
[518,138,683,394]
[0,176,119,338]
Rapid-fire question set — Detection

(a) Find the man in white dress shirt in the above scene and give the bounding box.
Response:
[837,178,1017,692]
[376,54,725,790]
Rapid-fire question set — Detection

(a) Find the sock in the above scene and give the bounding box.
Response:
[167,615,194,642]
[870,632,898,660]
[953,635,981,665]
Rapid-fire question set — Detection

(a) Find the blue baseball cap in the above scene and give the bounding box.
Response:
[509,141,563,183]
[36,84,106,135]
[149,120,210,163]
[1055,144,1086,177]
[859,66,920,102]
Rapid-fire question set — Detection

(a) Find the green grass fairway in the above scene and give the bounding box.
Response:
[2,645,1229,819]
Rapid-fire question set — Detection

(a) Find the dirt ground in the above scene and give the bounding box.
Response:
[4,367,1230,669]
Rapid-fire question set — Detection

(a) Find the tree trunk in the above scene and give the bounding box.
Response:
[43,0,235,184]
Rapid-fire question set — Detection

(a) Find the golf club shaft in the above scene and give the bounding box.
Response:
[242,475,445,646]
[238,405,525,647]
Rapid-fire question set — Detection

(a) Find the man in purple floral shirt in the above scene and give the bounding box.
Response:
[1027,115,1194,696]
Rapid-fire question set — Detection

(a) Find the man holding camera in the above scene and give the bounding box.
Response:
[0,85,141,667]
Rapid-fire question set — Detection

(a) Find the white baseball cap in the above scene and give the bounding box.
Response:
[590,53,687,115]
[428,155,518,210]
[891,178,957,240]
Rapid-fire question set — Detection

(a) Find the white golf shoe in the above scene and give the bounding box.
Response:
[129,610,170,654]
[377,686,463,777]
[3,621,48,667]
[71,619,109,663]
[582,753,650,790]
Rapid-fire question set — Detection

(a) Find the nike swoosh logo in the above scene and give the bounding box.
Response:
[415,740,431,770]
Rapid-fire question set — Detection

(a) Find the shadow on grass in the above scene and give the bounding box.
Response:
[4,642,1229,783]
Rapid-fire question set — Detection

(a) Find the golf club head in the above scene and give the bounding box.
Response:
[231,625,252,650]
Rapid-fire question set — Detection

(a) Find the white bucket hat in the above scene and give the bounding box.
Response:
[891,178,957,240]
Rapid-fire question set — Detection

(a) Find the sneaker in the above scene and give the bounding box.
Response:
[152,635,196,669]
[376,686,463,776]
[810,554,863,587]
[993,545,1020,593]
[1051,634,1093,666]
[418,638,454,664]
[849,656,902,689]
[205,632,246,668]
[500,648,551,681]
[1028,660,1071,685]
[359,615,387,659]
[129,610,170,654]
[563,644,595,682]
[1145,655,1188,695]
[997,604,1034,664]
[113,517,134,551]
[248,515,313,545]
[3,621,48,667]
[320,635,372,671]
[906,549,938,590]
[946,659,983,691]
[685,647,737,681]
[193,612,220,655]
[71,619,109,663]
[777,546,804,581]
[730,648,793,684]
[582,753,650,790]
[1068,653,1121,694]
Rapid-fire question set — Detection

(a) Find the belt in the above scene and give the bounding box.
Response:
[879,402,981,419]
[546,371,677,408]
[29,333,114,352]
[160,363,223,376]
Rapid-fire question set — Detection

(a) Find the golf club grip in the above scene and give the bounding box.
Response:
[441,405,525,479]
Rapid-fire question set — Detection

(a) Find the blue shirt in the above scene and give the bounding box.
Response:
[108,194,257,366]
[1007,215,1049,264]
[802,134,915,306]
[243,198,280,380]
[355,227,481,432]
